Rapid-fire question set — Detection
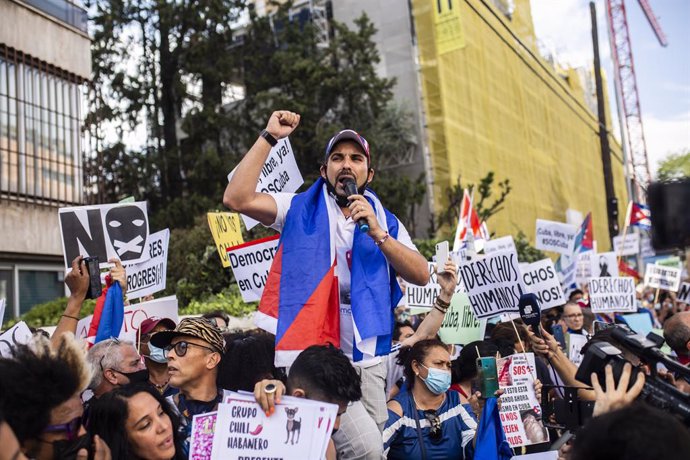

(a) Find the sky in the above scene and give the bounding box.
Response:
[529,0,690,177]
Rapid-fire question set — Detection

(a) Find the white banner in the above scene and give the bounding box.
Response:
[589,252,619,278]
[644,263,682,292]
[484,235,516,255]
[124,229,169,301]
[568,333,588,366]
[497,353,548,448]
[588,277,636,313]
[521,259,566,310]
[678,282,690,304]
[575,251,593,286]
[227,138,304,231]
[0,298,5,326]
[535,219,577,255]
[406,263,463,309]
[0,321,33,357]
[613,233,640,257]
[226,236,280,303]
[458,250,526,319]
[59,201,150,268]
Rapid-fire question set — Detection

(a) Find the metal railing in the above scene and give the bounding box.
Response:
[20,0,88,33]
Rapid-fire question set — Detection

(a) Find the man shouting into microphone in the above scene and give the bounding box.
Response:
[224,111,430,457]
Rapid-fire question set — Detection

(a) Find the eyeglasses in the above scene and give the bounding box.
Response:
[563,313,584,319]
[423,410,442,442]
[42,416,82,441]
[165,341,216,357]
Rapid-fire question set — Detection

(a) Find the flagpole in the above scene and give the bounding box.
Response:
[617,201,633,268]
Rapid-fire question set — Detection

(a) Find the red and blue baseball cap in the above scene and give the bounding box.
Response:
[324,129,370,163]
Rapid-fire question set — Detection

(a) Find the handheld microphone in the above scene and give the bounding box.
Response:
[343,179,370,233]
[519,293,542,334]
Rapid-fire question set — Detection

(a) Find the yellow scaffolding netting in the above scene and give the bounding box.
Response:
[412,0,628,251]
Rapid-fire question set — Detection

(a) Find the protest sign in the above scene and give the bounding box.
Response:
[567,333,587,366]
[406,263,463,308]
[575,251,593,286]
[226,236,280,303]
[190,411,217,460]
[621,313,653,337]
[588,277,636,313]
[438,293,486,345]
[484,236,516,255]
[212,393,337,460]
[644,263,681,292]
[76,296,179,343]
[640,236,656,259]
[589,252,619,278]
[511,452,558,460]
[458,250,526,319]
[59,201,150,268]
[227,137,303,230]
[0,298,5,326]
[0,321,32,357]
[207,212,244,268]
[677,282,690,304]
[613,233,640,257]
[535,220,577,255]
[497,353,548,448]
[124,229,169,301]
[521,259,566,310]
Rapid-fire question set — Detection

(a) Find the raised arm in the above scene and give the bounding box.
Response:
[51,256,89,347]
[223,111,300,226]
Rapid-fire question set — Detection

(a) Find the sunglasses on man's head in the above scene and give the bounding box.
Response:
[42,416,82,442]
[165,340,216,357]
[423,410,442,442]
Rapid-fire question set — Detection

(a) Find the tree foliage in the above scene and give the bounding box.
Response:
[656,150,690,181]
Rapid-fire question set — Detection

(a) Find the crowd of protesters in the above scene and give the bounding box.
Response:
[1,111,690,459]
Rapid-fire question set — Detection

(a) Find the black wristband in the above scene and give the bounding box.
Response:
[260,129,278,147]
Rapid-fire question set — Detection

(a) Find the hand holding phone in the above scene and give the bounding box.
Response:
[83,256,103,300]
[476,357,499,399]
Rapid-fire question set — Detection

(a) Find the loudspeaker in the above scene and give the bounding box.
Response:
[648,179,690,250]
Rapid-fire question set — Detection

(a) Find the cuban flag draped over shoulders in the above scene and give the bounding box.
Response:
[256,178,402,367]
[630,202,651,230]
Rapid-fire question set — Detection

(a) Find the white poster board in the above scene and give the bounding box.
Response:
[568,333,588,366]
[613,233,640,257]
[521,259,566,310]
[58,201,150,268]
[589,252,619,278]
[575,251,593,286]
[588,277,636,313]
[226,236,280,303]
[124,229,169,301]
[406,263,463,308]
[0,321,33,357]
[644,264,682,292]
[227,138,303,230]
[484,236,516,256]
[677,282,690,304]
[535,220,577,255]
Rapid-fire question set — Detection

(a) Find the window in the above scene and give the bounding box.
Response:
[18,269,65,315]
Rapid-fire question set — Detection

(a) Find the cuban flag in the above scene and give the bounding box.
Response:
[87,280,124,345]
[452,189,485,252]
[256,178,402,367]
[572,212,594,253]
[630,202,651,230]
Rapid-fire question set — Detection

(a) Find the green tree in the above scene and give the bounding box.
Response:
[657,150,690,181]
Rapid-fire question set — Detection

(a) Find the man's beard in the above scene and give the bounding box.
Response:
[325,177,368,207]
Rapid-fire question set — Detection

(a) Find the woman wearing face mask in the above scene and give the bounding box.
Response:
[383,338,495,459]
[138,318,178,398]
[88,384,184,460]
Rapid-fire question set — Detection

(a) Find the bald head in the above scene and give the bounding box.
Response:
[663,312,690,354]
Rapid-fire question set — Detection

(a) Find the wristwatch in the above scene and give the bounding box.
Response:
[260,129,278,147]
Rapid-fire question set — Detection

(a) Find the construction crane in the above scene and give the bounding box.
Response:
[605,0,667,202]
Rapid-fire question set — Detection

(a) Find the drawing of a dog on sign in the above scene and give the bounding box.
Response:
[284,407,301,445]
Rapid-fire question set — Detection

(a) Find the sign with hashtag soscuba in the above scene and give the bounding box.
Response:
[58,201,150,269]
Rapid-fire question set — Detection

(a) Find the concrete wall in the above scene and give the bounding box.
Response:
[0,0,91,79]
[0,202,63,256]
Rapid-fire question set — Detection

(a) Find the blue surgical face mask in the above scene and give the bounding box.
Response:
[420,364,451,395]
[146,343,168,364]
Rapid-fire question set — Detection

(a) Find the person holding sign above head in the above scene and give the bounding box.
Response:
[223,111,428,457]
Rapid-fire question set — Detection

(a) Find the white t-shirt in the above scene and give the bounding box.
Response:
[268,192,418,365]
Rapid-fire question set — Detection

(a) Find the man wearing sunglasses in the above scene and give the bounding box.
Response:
[150,317,226,456]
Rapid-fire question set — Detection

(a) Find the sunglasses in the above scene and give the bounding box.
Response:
[165,341,216,357]
[42,416,82,441]
[423,410,442,442]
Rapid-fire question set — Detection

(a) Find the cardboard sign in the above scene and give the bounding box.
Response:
[589,252,619,278]
[521,259,566,310]
[59,201,150,268]
[226,236,280,303]
[497,353,548,448]
[438,293,486,345]
[124,229,169,301]
[535,220,577,255]
[677,282,690,304]
[212,393,337,460]
[0,321,32,357]
[458,250,527,319]
[644,264,681,292]
[227,138,304,231]
[76,296,179,343]
[406,263,463,308]
[613,233,640,257]
[588,277,636,313]
[190,411,217,460]
[567,333,587,366]
[207,212,244,268]
[484,236,516,255]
